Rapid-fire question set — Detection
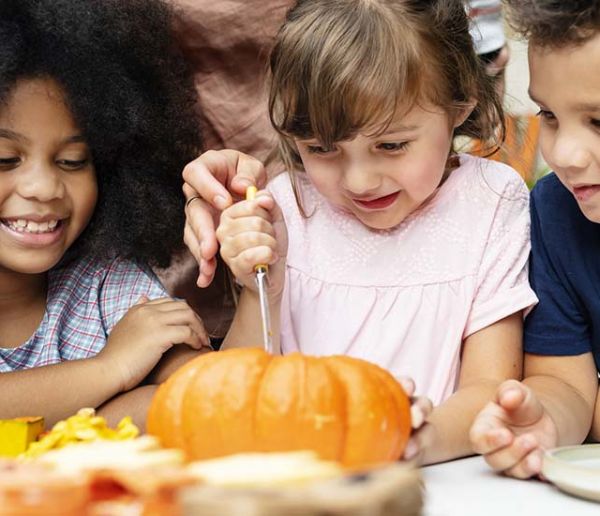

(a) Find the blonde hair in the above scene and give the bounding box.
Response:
[269,0,504,175]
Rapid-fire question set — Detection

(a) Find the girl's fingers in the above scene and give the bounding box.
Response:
[403,436,419,462]
[184,312,210,348]
[217,216,276,241]
[140,301,210,346]
[140,297,174,306]
[402,423,435,464]
[219,197,275,223]
[396,376,415,396]
[165,325,205,350]
[229,246,279,273]
[221,232,279,261]
[142,299,194,310]
[410,396,433,429]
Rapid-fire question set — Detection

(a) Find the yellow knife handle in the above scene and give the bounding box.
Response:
[245,186,268,272]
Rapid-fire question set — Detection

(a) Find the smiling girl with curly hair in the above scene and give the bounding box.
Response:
[0,0,208,428]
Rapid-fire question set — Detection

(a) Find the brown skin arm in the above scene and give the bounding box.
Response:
[97,346,213,430]
[0,357,121,428]
[144,345,213,385]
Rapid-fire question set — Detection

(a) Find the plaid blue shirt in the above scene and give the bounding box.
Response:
[0,257,167,371]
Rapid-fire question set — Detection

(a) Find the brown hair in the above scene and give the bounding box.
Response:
[505,0,600,48]
[268,0,505,175]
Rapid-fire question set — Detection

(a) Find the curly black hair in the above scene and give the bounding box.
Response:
[505,0,600,47]
[0,0,201,268]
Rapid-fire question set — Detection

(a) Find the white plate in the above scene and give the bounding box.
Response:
[543,444,600,502]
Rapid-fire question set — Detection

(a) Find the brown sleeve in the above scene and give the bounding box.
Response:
[169,0,293,160]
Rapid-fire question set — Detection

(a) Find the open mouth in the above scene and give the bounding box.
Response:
[353,192,400,211]
[1,218,62,234]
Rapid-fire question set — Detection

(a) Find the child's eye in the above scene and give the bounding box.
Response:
[590,118,600,129]
[0,157,20,169]
[306,144,335,154]
[376,142,408,152]
[535,109,556,122]
[56,159,89,170]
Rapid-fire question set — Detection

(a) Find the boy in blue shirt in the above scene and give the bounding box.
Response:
[470,0,600,478]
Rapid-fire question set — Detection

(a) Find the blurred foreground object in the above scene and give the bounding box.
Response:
[0,417,44,458]
[23,408,138,458]
[181,456,422,516]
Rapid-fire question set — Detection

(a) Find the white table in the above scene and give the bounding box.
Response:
[422,456,599,515]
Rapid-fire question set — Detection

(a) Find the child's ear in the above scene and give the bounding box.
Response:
[452,99,477,128]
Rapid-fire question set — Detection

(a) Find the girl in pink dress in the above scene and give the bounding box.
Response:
[215,0,537,465]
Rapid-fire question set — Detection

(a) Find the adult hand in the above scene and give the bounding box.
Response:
[470,379,558,479]
[182,150,266,287]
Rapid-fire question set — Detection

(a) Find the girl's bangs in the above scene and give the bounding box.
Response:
[270,5,425,145]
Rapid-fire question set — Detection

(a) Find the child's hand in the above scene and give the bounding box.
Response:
[469,379,559,479]
[96,297,209,392]
[216,190,287,298]
[397,377,434,464]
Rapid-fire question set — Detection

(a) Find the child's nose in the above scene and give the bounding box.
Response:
[17,163,65,202]
[549,130,591,172]
[341,162,380,196]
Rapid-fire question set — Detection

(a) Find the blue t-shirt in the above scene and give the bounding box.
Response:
[524,173,600,372]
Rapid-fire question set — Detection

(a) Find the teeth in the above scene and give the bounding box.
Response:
[3,219,60,234]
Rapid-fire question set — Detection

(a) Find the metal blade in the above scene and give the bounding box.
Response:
[255,266,273,354]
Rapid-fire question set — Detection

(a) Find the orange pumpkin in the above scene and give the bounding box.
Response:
[147,348,411,468]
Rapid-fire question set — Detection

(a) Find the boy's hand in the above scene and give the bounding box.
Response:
[470,379,559,479]
[96,297,209,392]
[397,377,434,464]
[182,150,266,288]
[216,190,287,298]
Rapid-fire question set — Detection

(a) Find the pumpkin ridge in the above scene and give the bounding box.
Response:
[252,351,274,452]
[367,364,403,461]
[147,355,207,451]
[321,357,349,464]
[180,350,230,457]
[369,366,411,460]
